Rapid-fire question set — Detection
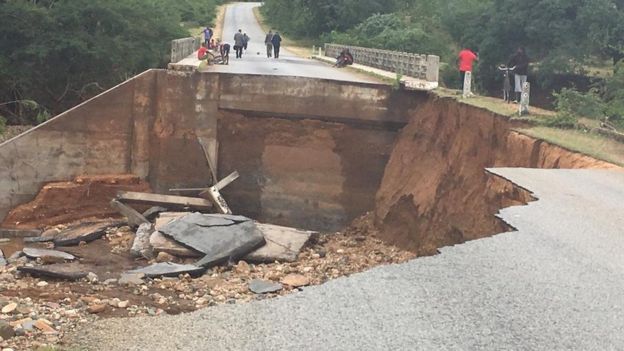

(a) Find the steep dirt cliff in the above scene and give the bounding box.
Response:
[373,95,618,255]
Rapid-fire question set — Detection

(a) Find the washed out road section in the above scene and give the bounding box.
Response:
[73,168,624,350]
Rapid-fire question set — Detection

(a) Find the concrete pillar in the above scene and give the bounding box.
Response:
[426,55,440,83]
[519,82,530,116]
[463,71,473,98]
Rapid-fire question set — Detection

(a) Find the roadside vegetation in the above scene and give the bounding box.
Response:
[0,0,222,127]
[262,0,624,164]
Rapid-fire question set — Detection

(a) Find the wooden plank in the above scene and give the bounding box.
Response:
[169,188,210,192]
[214,171,240,191]
[117,191,213,209]
[110,199,150,227]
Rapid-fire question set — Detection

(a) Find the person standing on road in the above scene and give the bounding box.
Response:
[242,33,250,51]
[271,31,282,59]
[507,47,530,103]
[234,29,244,58]
[457,47,478,91]
[264,30,274,58]
[203,27,213,46]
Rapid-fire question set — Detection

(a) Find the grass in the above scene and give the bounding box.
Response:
[518,127,624,166]
[435,87,624,167]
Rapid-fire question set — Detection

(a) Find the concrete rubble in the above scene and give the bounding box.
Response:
[0,171,415,350]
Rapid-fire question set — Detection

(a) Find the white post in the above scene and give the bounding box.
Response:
[319,47,322,57]
[463,71,473,98]
[519,82,530,116]
[312,45,316,56]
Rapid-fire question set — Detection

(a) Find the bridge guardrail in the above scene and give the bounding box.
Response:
[324,44,439,84]
[171,37,202,63]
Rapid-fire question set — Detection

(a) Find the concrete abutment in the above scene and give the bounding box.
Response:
[0,70,617,254]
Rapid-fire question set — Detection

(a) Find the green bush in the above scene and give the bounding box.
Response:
[544,111,578,129]
[553,87,605,119]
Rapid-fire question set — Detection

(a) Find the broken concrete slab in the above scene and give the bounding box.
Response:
[248,279,283,294]
[159,213,265,267]
[22,247,75,261]
[0,228,42,238]
[130,223,154,259]
[127,262,205,278]
[23,236,54,243]
[154,212,190,231]
[245,223,315,263]
[18,263,88,280]
[149,232,201,258]
[53,220,125,246]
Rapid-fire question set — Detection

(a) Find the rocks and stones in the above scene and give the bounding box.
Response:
[86,272,99,284]
[248,279,283,294]
[118,300,130,308]
[1,302,17,314]
[280,274,310,287]
[130,223,154,259]
[18,263,89,280]
[52,219,125,246]
[0,321,15,340]
[159,213,265,268]
[155,252,177,263]
[0,249,6,266]
[22,247,75,261]
[7,251,23,264]
[149,232,201,258]
[36,281,49,287]
[87,304,106,314]
[127,262,205,278]
[245,223,315,263]
[118,273,145,286]
[33,319,57,334]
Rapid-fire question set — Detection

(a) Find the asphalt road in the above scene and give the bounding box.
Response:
[207,2,377,83]
[73,168,624,350]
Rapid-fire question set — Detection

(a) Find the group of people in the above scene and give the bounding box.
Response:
[264,30,282,58]
[458,46,530,102]
[198,26,284,63]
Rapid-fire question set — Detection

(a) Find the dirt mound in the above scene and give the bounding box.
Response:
[2,174,150,229]
[371,95,618,255]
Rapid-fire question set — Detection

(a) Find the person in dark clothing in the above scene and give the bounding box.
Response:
[271,31,282,59]
[234,29,244,58]
[220,42,231,65]
[265,30,274,58]
[335,49,354,67]
[507,47,530,102]
[242,33,250,51]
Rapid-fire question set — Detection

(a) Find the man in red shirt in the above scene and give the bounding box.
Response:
[198,43,209,61]
[457,48,478,90]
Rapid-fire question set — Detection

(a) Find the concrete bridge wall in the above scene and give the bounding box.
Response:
[0,70,424,231]
[324,43,440,83]
[171,37,202,63]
